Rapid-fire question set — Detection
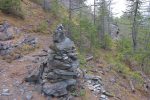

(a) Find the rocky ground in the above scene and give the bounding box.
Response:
[0,23,149,100]
[0,0,150,100]
[0,32,53,100]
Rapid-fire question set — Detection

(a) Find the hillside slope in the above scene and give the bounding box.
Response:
[0,0,149,100]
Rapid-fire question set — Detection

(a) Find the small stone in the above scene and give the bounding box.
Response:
[1,88,10,96]
[26,91,33,100]
[13,80,20,87]
[0,21,14,41]
[110,77,116,83]
[54,55,63,60]
[88,85,94,91]
[101,87,106,93]
[101,94,106,98]
[47,96,52,100]
[100,94,108,100]
[93,84,101,88]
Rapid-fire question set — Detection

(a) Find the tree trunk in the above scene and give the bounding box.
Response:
[94,0,96,25]
[68,0,72,37]
[131,0,139,51]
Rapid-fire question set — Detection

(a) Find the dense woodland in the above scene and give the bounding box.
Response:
[0,0,150,99]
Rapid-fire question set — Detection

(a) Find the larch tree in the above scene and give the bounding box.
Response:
[97,0,110,48]
[126,0,142,51]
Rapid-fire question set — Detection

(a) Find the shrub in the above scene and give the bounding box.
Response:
[116,37,132,53]
[102,34,113,49]
[112,61,144,88]
[29,0,42,5]
[30,0,59,15]
[130,72,144,89]
[0,0,24,18]
[36,21,49,34]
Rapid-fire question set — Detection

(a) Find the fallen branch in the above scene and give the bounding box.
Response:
[32,54,47,57]
[129,80,135,93]
[103,92,114,97]
[42,49,48,53]
[86,56,93,61]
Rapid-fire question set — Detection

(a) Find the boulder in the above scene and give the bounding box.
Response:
[42,79,76,97]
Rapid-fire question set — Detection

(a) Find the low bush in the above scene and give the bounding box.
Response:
[0,0,24,18]
[36,21,49,34]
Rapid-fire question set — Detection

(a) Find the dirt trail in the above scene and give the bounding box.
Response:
[0,33,52,100]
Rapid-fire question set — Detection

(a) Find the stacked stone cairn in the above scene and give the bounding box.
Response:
[25,24,79,97]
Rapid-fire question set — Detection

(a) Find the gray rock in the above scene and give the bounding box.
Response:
[54,69,77,79]
[110,77,116,83]
[0,42,12,50]
[26,91,33,100]
[58,95,73,100]
[46,72,59,81]
[0,21,14,41]
[84,74,106,95]
[53,24,75,50]
[84,74,102,81]
[68,52,78,60]
[53,24,65,43]
[42,79,76,97]
[13,80,20,87]
[110,24,119,40]
[54,55,63,60]
[101,87,106,93]
[71,60,79,70]
[0,26,37,56]
[54,69,76,75]
[55,37,75,51]
[49,60,73,70]
[25,64,45,83]
[47,96,52,100]
[0,49,9,55]
[100,94,109,100]
[21,36,38,47]
[1,88,11,96]
[47,69,77,81]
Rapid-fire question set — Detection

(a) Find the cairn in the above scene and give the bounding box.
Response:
[25,24,79,97]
